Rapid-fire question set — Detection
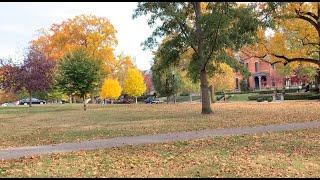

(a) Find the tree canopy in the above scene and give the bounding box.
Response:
[100,77,122,101]
[31,14,118,74]
[134,2,264,114]
[56,49,102,110]
[123,68,146,103]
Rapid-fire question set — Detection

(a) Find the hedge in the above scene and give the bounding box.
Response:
[284,93,320,100]
[257,89,299,94]
[257,87,319,95]
[257,96,273,102]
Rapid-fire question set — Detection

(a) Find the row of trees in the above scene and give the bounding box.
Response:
[1,2,319,114]
[0,15,148,110]
[0,48,147,110]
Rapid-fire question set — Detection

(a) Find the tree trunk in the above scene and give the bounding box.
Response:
[194,2,212,114]
[212,86,216,103]
[316,67,320,94]
[69,95,72,104]
[189,94,192,102]
[83,95,87,111]
[90,93,96,104]
[173,94,176,104]
[166,96,169,104]
[29,91,32,107]
[135,97,138,104]
[209,85,215,103]
[200,70,212,114]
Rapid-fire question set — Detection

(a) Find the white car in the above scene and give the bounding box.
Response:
[1,103,8,107]
[1,103,15,107]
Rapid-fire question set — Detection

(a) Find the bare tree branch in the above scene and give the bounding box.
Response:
[272,54,320,65]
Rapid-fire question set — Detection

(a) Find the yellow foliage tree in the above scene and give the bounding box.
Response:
[110,54,136,87]
[209,63,236,93]
[100,78,122,103]
[123,68,146,103]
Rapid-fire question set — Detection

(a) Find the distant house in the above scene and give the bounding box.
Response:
[235,53,309,91]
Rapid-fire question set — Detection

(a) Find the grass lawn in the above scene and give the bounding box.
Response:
[0,101,320,148]
[227,93,257,101]
[1,128,320,177]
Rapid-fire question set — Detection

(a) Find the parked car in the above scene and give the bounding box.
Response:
[115,98,132,104]
[1,103,8,107]
[19,98,46,105]
[1,102,16,107]
[144,96,163,104]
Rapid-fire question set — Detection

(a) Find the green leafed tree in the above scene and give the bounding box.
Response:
[133,2,264,114]
[151,58,182,103]
[56,49,102,111]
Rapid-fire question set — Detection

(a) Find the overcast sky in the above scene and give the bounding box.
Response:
[0,2,154,71]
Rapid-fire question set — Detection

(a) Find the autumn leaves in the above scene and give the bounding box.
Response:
[29,15,146,108]
[100,68,147,104]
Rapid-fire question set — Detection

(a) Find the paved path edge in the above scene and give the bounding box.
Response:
[1,120,320,160]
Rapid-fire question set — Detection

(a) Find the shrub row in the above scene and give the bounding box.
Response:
[248,93,320,101]
[257,89,298,94]
[284,93,320,100]
[257,87,319,94]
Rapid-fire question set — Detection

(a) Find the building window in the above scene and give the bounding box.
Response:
[255,62,259,72]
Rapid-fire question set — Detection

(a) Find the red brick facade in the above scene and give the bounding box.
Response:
[235,54,286,91]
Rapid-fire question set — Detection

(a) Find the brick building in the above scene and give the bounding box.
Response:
[234,53,309,91]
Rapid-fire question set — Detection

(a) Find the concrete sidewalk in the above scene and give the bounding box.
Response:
[1,120,320,160]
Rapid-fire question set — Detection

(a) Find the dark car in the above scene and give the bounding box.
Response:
[114,98,132,104]
[144,96,154,104]
[144,96,163,104]
[19,98,46,105]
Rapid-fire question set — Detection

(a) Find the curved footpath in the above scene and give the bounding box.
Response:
[1,120,320,160]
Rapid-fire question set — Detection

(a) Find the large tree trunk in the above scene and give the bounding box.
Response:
[200,70,212,114]
[83,95,87,111]
[135,97,138,104]
[29,91,32,107]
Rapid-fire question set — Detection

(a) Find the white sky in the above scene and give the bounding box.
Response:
[0,2,154,71]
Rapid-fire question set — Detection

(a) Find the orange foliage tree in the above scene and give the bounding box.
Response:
[30,14,118,75]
